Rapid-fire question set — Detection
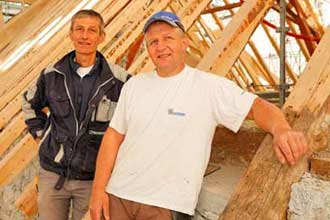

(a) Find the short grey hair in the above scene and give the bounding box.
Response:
[70,9,105,34]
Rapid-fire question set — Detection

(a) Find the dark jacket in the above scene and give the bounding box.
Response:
[22,51,128,183]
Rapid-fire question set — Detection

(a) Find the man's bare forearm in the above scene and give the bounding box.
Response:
[93,127,124,191]
[247,97,308,165]
[247,97,291,135]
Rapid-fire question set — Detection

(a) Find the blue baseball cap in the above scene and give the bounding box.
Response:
[143,11,185,33]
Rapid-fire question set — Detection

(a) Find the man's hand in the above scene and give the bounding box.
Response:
[89,189,110,220]
[272,128,309,165]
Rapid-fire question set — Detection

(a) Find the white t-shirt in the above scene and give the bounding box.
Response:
[76,65,93,78]
[107,65,257,214]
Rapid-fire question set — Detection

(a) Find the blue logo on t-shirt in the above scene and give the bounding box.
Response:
[168,108,186,116]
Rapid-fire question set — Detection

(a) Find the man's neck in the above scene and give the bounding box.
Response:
[75,52,97,67]
[156,64,185,78]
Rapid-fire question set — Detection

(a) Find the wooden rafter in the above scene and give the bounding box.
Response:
[213,0,278,89]
[289,0,317,55]
[287,20,311,61]
[197,0,273,77]
[2,0,36,4]
[261,23,298,83]
[0,4,4,27]
[201,2,243,14]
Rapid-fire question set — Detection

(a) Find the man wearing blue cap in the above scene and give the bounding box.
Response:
[89,11,309,220]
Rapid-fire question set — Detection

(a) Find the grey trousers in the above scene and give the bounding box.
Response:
[38,168,92,220]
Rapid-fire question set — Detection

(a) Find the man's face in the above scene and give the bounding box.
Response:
[70,16,105,56]
[144,22,188,75]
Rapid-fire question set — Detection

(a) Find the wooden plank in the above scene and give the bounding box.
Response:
[104,0,171,63]
[0,0,58,53]
[0,0,78,99]
[99,0,149,51]
[1,0,38,4]
[0,113,26,157]
[229,70,246,89]
[187,30,209,54]
[236,59,257,92]
[289,0,317,55]
[201,2,243,14]
[284,27,330,113]
[233,63,249,89]
[287,20,311,61]
[0,4,4,27]
[125,35,144,70]
[247,41,278,88]
[239,51,266,91]
[310,152,330,181]
[261,24,298,83]
[0,94,22,130]
[220,27,330,220]
[0,134,38,186]
[303,0,325,36]
[198,17,216,43]
[211,2,278,89]
[15,176,38,216]
[196,0,273,76]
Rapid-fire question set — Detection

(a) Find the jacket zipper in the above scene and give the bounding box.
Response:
[55,69,114,179]
[56,70,79,136]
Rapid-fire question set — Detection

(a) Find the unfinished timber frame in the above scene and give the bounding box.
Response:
[0,0,327,219]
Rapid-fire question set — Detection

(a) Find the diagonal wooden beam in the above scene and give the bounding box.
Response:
[211,0,278,89]
[303,0,325,36]
[103,0,171,63]
[261,23,298,83]
[0,4,4,27]
[287,20,310,61]
[239,52,266,91]
[0,134,38,186]
[2,0,37,4]
[196,0,274,77]
[289,0,317,55]
[15,176,38,216]
[201,2,243,14]
[0,113,26,157]
[0,0,56,54]
[220,27,330,220]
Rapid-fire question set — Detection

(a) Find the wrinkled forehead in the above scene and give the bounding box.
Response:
[144,21,183,36]
[72,16,101,26]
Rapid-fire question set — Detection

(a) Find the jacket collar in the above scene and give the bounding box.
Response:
[53,50,114,81]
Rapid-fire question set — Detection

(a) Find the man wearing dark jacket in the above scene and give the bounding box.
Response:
[22,9,129,220]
